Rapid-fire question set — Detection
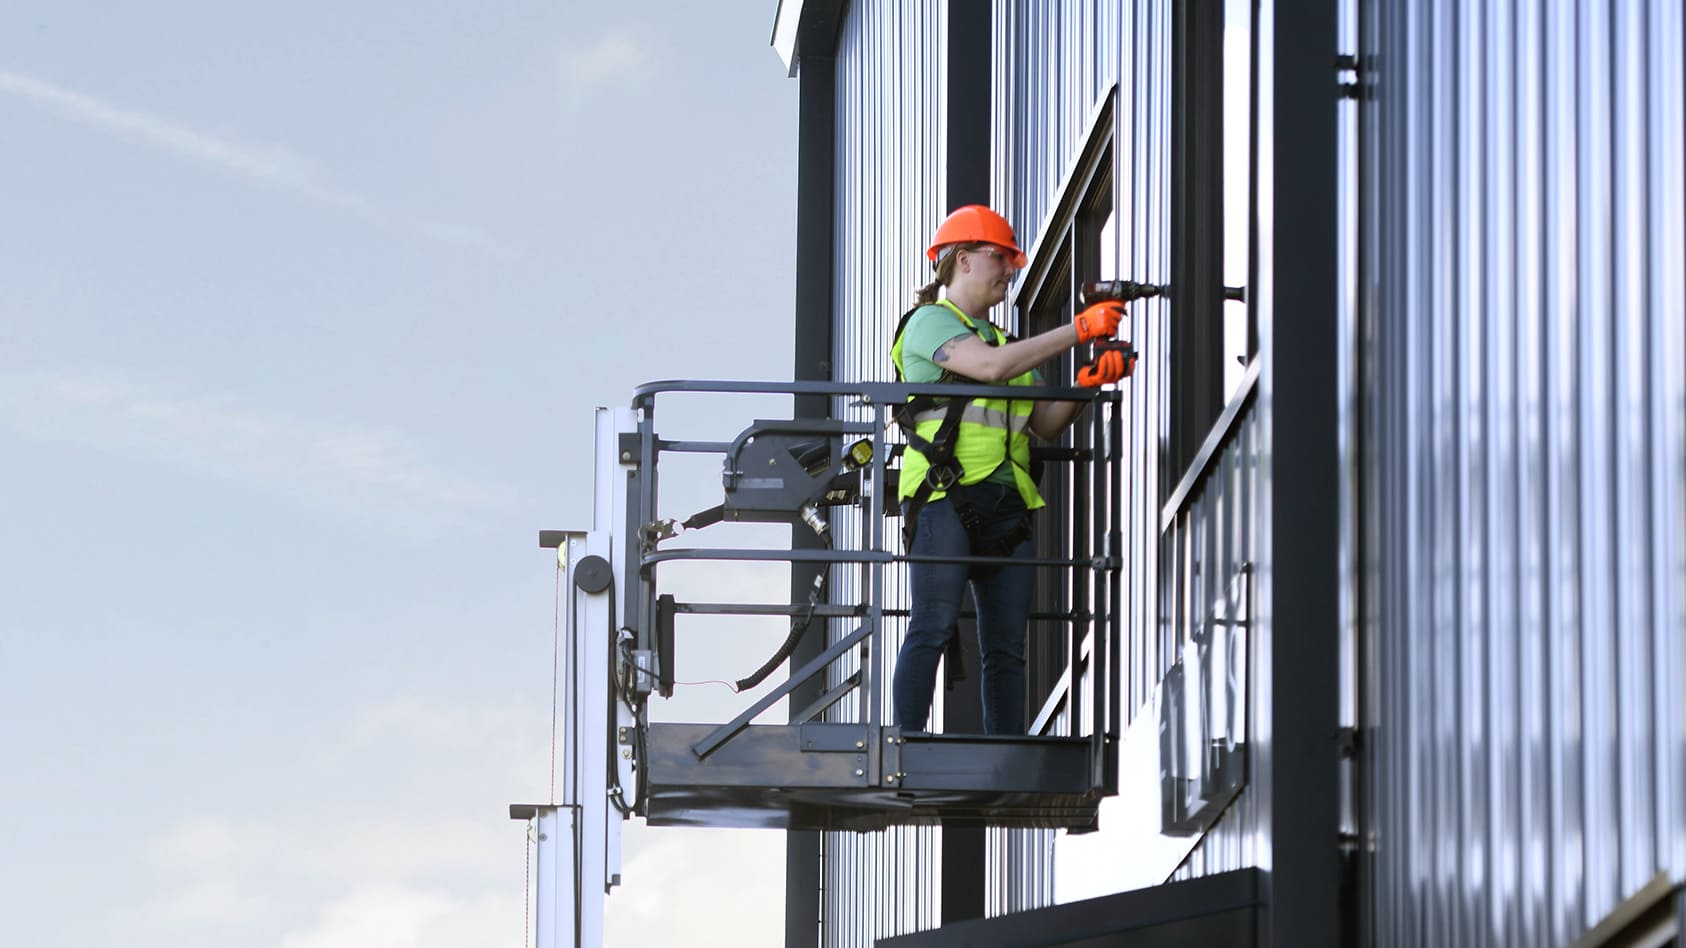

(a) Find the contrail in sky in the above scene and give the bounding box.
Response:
[0,68,506,253]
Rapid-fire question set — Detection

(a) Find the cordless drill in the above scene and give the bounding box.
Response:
[1073,281,1160,386]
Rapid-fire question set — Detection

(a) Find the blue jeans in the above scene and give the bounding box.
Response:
[892,481,1034,735]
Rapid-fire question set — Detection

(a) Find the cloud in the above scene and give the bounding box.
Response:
[0,69,506,254]
[150,816,250,870]
[344,694,540,763]
[0,370,510,518]
[279,885,519,948]
[148,814,514,887]
[560,32,653,109]
[136,876,273,930]
[607,825,784,947]
[135,816,521,948]
[132,693,780,947]
[129,692,534,947]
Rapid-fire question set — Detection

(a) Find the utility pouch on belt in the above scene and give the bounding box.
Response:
[895,394,968,550]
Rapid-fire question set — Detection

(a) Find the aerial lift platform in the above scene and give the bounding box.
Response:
[513,379,1126,942]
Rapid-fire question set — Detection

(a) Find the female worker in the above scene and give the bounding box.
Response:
[890,204,1127,735]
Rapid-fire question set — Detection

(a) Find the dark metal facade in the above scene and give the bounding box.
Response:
[1359,2,1686,946]
[993,0,1289,905]
[821,2,947,943]
[990,1,1141,918]
[780,0,1686,945]
[811,0,1288,941]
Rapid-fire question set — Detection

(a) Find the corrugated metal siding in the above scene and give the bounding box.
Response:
[992,3,1121,271]
[986,826,1054,916]
[1112,0,1173,728]
[1361,1,1686,945]
[990,0,1130,914]
[817,0,1276,934]
[984,0,1173,742]
[991,0,1277,906]
[821,1,946,944]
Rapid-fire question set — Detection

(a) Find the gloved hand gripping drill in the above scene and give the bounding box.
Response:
[1072,280,1161,387]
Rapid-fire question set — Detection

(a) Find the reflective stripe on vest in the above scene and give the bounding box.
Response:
[908,402,1022,430]
[890,299,1044,510]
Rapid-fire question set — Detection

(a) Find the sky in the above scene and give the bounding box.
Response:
[1,3,797,945]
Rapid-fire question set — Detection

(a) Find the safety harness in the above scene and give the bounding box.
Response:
[890,303,1037,574]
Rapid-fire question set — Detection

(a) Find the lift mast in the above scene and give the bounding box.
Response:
[514,406,639,948]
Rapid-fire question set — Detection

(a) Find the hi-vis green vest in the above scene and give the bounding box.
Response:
[890,299,1045,511]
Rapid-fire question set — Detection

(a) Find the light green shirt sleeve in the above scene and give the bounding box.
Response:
[899,304,1046,385]
[898,304,976,384]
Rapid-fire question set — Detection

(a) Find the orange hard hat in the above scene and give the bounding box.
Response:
[925,205,1028,268]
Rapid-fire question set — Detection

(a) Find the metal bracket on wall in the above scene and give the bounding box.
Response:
[1336,53,1360,100]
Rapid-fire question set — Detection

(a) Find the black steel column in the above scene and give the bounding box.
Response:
[940,0,991,928]
[786,6,841,945]
[1267,0,1341,946]
[1169,0,1228,483]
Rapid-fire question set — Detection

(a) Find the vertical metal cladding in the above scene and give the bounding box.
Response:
[992,2,1121,266]
[987,0,1277,909]
[986,826,1054,916]
[1362,1,1686,945]
[820,0,1197,928]
[994,0,1176,734]
[993,0,1270,896]
[822,2,945,944]
[1112,0,1173,725]
[988,0,1125,915]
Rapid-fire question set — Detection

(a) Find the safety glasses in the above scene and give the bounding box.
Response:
[961,246,1020,272]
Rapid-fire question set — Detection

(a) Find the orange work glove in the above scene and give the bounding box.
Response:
[1073,300,1126,343]
[1077,347,1131,387]
[1072,300,1126,340]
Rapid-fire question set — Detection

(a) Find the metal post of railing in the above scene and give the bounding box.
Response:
[1069,414,1085,742]
[630,396,660,688]
[860,397,876,733]
[1073,401,1088,754]
[1095,395,1104,740]
[1080,397,1099,752]
[863,398,887,740]
[1108,388,1124,749]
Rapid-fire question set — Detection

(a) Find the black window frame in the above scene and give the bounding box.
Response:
[1169,0,1261,492]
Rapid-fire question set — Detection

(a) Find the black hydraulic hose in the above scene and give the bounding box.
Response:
[734,569,827,692]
